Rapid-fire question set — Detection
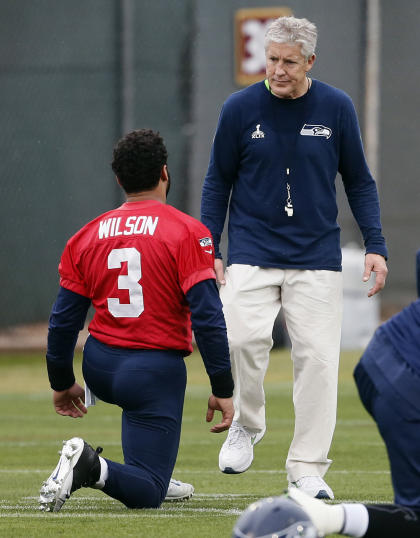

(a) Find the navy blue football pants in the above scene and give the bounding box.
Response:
[82,336,187,508]
[354,332,420,510]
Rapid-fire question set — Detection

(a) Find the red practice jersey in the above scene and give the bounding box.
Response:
[59,200,216,353]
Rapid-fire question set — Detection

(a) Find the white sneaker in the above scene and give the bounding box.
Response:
[289,476,334,499]
[164,478,194,502]
[219,421,266,474]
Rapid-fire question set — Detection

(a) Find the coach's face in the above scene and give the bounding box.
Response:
[265,41,315,99]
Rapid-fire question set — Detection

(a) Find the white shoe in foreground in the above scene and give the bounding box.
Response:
[287,486,345,536]
[219,421,266,474]
[289,476,334,499]
[164,478,194,502]
[39,437,102,512]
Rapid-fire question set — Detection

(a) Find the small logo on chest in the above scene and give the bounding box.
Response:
[300,124,332,139]
[252,124,265,139]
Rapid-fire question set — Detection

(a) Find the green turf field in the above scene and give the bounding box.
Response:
[0,349,393,537]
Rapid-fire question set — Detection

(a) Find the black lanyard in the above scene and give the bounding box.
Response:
[272,80,312,217]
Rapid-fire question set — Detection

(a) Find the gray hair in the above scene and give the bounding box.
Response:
[264,16,317,59]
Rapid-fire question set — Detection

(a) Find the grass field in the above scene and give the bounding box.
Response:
[0,349,393,537]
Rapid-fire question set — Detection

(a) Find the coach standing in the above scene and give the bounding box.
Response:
[201,16,388,499]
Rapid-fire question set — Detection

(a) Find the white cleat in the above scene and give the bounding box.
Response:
[39,437,102,512]
[289,476,334,500]
[219,421,266,474]
[164,478,194,502]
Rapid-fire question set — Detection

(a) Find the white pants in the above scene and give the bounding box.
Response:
[220,264,343,481]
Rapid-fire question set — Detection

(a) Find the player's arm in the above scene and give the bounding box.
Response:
[46,286,91,418]
[186,279,234,433]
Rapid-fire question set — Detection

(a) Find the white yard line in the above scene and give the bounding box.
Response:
[0,506,243,517]
[0,513,240,518]
[0,496,392,517]
[0,468,391,475]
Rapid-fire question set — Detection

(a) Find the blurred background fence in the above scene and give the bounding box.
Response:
[1,0,419,339]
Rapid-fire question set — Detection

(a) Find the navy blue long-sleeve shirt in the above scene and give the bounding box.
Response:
[359,298,420,413]
[380,299,420,375]
[201,79,387,269]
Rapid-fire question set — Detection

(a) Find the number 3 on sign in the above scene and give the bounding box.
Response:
[107,247,144,318]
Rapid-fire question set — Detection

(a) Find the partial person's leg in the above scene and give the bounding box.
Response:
[221,264,283,432]
[218,265,283,473]
[289,486,420,537]
[282,270,342,488]
[364,505,420,538]
[83,338,187,508]
[355,338,420,510]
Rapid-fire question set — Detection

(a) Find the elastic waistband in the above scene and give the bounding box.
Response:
[86,335,184,361]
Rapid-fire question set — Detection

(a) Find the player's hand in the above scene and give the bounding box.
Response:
[214,259,226,285]
[363,253,388,297]
[206,395,234,433]
[53,382,87,418]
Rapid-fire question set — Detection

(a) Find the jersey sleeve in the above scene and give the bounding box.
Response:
[176,223,216,294]
[58,239,90,297]
[46,286,91,391]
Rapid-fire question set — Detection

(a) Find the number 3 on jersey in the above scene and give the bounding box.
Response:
[107,247,144,318]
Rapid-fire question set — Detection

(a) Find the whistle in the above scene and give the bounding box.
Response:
[284,203,293,217]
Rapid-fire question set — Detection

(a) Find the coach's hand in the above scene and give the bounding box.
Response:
[206,395,234,433]
[363,253,388,297]
[214,259,226,286]
[53,382,87,418]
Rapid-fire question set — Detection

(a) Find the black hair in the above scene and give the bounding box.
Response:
[111,129,168,193]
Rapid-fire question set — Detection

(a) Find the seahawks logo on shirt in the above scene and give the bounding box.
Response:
[300,124,332,139]
[199,236,213,254]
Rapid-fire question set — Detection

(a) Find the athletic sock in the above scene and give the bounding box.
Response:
[342,503,369,537]
[93,456,109,489]
[287,487,345,535]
